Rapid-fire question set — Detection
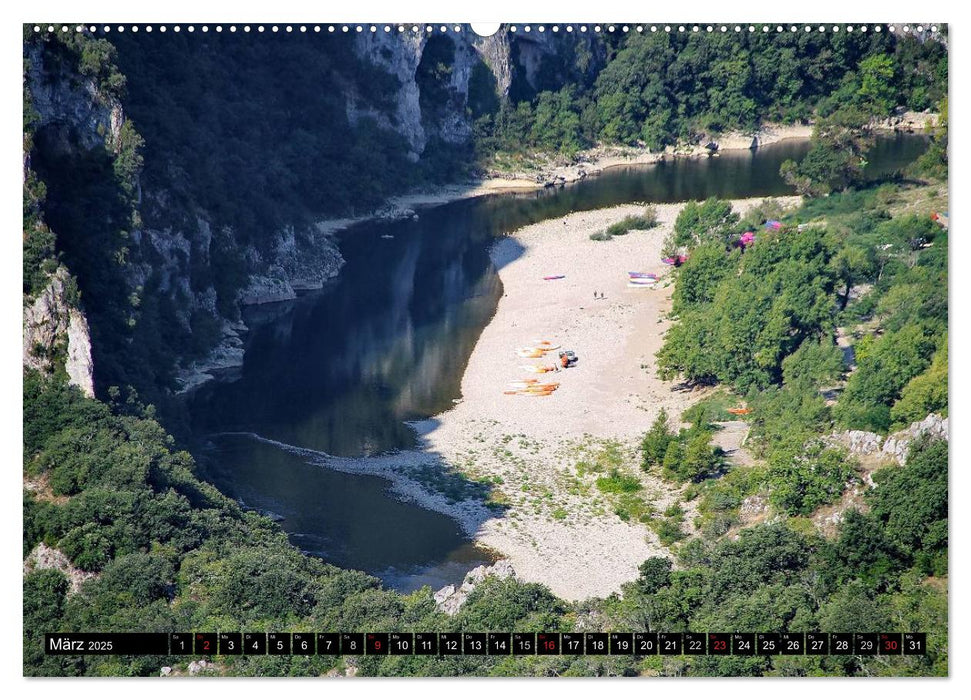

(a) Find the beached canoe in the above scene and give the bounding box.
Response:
[627,281,656,288]
[508,380,541,389]
[505,385,558,396]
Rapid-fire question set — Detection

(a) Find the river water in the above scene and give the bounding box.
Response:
[188,134,927,592]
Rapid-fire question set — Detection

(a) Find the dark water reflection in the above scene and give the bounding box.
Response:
[189,134,927,590]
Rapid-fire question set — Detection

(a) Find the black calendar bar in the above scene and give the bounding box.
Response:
[45,631,927,656]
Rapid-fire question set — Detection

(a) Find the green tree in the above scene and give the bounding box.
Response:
[869,438,947,568]
[664,428,721,483]
[914,97,947,179]
[641,409,673,470]
[637,557,673,594]
[835,323,938,431]
[781,117,874,196]
[780,337,845,388]
[672,198,740,249]
[857,54,896,116]
[767,441,857,516]
[671,242,738,313]
[890,342,947,428]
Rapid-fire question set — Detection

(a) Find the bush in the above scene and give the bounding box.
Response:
[595,468,642,494]
[662,428,723,483]
[835,323,939,432]
[869,438,948,561]
[637,557,672,593]
[641,409,673,470]
[767,441,857,516]
[651,517,687,546]
[592,206,659,240]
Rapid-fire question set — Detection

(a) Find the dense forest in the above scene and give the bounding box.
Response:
[477,29,946,156]
[23,25,947,677]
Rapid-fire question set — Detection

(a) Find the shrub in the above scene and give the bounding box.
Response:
[593,206,660,240]
[767,441,857,516]
[595,468,642,494]
[641,409,674,470]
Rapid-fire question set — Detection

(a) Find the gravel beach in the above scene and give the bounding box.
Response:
[407,196,800,600]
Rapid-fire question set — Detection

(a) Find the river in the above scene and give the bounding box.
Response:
[188,133,928,592]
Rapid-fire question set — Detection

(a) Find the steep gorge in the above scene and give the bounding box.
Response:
[23,27,596,402]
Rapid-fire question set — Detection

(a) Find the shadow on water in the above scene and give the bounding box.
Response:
[197,430,506,593]
[188,133,929,590]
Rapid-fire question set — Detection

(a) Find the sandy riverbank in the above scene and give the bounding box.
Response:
[255,196,798,600]
[397,196,800,600]
[313,124,814,237]
[479,123,814,190]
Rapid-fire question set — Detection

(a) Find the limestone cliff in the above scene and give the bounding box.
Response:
[23,28,589,395]
[24,37,345,393]
[351,27,601,159]
[351,29,514,157]
[22,266,94,397]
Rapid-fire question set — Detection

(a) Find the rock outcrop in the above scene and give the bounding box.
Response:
[23,266,94,397]
[23,543,96,594]
[831,413,948,465]
[351,28,601,159]
[351,29,514,157]
[433,559,515,615]
[25,44,124,153]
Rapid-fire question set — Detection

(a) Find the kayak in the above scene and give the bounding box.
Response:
[508,379,541,389]
[505,385,558,396]
[543,275,566,280]
[628,272,657,279]
[521,364,558,373]
[627,281,656,288]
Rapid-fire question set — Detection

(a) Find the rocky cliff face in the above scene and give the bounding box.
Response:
[22,266,95,397]
[25,28,588,394]
[351,29,514,157]
[23,44,103,396]
[25,44,125,154]
[24,40,346,393]
[832,413,948,465]
[351,27,603,158]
